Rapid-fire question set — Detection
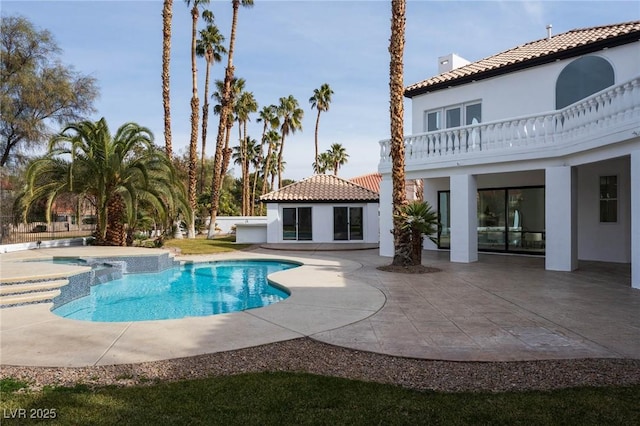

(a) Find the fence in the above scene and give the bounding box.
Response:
[0,216,96,245]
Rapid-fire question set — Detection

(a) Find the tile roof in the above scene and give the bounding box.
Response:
[260,174,379,203]
[349,173,381,193]
[406,21,640,97]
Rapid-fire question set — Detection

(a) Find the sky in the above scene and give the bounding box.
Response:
[3,0,639,181]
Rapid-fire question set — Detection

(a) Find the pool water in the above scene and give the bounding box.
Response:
[53,260,296,322]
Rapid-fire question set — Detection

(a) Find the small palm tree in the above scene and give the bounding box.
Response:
[309,83,334,172]
[260,129,280,202]
[256,105,279,212]
[394,201,439,265]
[246,138,263,215]
[326,142,349,175]
[313,151,331,174]
[235,90,258,215]
[276,95,304,189]
[19,118,189,246]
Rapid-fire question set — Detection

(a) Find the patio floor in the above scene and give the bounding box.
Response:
[1,246,638,366]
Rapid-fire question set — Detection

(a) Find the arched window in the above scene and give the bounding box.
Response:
[556,56,614,109]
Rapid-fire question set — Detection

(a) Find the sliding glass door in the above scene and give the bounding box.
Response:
[438,191,450,249]
[333,207,363,241]
[437,186,544,254]
[478,189,506,250]
[282,207,312,241]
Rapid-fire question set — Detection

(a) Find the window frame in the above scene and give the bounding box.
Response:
[282,206,313,241]
[424,100,482,132]
[599,175,618,223]
[333,206,364,241]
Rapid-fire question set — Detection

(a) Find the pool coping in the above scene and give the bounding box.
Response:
[0,247,385,367]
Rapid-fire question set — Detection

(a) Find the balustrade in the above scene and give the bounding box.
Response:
[379,76,640,165]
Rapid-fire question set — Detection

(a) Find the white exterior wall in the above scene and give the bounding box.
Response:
[379,176,394,256]
[235,224,268,244]
[631,151,640,289]
[450,174,478,263]
[577,157,631,263]
[381,40,639,284]
[212,216,267,234]
[266,204,281,243]
[545,166,578,271]
[265,202,379,244]
[410,42,640,133]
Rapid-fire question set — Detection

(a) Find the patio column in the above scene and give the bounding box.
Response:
[379,174,394,257]
[450,174,478,263]
[631,150,640,289]
[545,166,578,271]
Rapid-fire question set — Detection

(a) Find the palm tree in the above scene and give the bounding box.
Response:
[276,95,304,189]
[257,105,279,144]
[257,106,279,204]
[212,77,244,189]
[235,90,258,215]
[313,151,331,174]
[309,83,334,172]
[246,137,263,215]
[19,118,189,246]
[185,0,211,239]
[269,151,283,191]
[162,0,173,160]
[208,0,254,239]
[389,0,411,266]
[395,201,439,265]
[326,142,349,175]
[196,23,226,193]
[260,129,280,202]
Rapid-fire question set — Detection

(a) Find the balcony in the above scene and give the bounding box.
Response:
[379,76,640,172]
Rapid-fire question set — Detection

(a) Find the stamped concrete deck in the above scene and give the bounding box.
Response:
[1,246,638,367]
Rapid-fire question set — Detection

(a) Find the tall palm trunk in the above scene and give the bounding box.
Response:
[250,141,262,215]
[162,0,173,159]
[389,0,411,266]
[187,5,200,238]
[199,56,212,193]
[277,134,286,189]
[314,108,321,172]
[209,0,240,238]
[105,194,126,246]
[221,118,233,178]
[261,143,273,200]
[242,122,250,215]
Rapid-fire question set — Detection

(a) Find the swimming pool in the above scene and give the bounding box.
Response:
[52,260,297,322]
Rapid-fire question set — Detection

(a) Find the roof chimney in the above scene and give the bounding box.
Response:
[546,24,553,40]
[438,53,470,74]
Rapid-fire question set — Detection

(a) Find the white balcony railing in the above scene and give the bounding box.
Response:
[379,76,640,166]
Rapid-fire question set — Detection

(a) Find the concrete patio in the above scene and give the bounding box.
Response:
[1,246,638,367]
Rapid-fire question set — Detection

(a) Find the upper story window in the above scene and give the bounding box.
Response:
[556,56,614,109]
[424,101,481,132]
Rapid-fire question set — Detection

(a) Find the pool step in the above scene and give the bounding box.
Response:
[0,280,68,307]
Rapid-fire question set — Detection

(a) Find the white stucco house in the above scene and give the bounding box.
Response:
[260,174,380,244]
[378,21,640,288]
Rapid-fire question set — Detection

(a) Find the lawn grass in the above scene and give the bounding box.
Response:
[1,372,638,425]
[162,235,252,255]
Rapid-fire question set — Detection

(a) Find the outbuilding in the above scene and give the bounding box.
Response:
[260,174,379,244]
